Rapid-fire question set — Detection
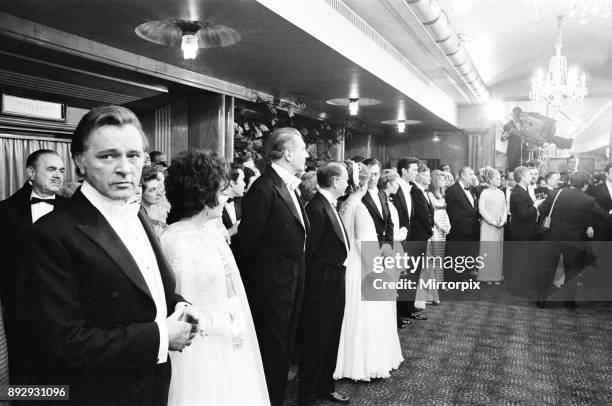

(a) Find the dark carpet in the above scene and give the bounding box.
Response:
[286,283,612,405]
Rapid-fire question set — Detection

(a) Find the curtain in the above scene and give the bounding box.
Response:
[0,134,77,201]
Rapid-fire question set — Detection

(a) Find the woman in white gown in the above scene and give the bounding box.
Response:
[160,149,269,406]
[334,162,404,381]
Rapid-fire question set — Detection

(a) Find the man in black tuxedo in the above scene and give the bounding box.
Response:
[501,107,528,171]
[28,106,199,403]
[298,162,350,406]
[587,164,612,240]
[361,158,393,243]
[508,166,539,241]
[445,166,480,281]
[538,171,612,306]
[0,149,68,383]
[391,157,420,323]
[239,127,310,406]
[559,155,579,189]
[222,163,245,260]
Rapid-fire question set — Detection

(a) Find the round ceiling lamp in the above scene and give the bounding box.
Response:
[326,97,381,116]
[135,20,241,60]
[381,119,421,133]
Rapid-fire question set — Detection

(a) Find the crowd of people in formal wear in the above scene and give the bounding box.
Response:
[1,104,611,405]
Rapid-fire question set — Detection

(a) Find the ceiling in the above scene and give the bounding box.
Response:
[439,0,612,101]
[0,0,461,133]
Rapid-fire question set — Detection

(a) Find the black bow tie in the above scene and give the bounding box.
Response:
[31,197,55,205]
[464,186,471,191]
[227,198,235,203]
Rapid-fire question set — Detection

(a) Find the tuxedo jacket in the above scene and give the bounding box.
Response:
[445,182,479,241]
[362,190,394,242]
[409,186,434,242]
[222,197,242,259]
[508,185,538,241]
[28,189,183,403]
[391,184,414,239]
[238,165,310,315]
[304,192,348,269]
[541,188,612,242]
[587,183,612,240]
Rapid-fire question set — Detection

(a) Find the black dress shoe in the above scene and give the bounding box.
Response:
[408,312,427,320]
[324,391,350,404]
[536,300,546,308]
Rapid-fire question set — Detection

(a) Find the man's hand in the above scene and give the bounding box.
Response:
[228,220,241,238]
[166,307,196,351]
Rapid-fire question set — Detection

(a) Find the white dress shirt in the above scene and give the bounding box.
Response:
[397,178,412,219]
[271,163,305,227]
[30,190,55,223]
[458,180,474,207]
[319,189,350,266]
[528,184,537,202]
[81,181,170,364]
[606,180,612,201]
[367,188,383,217]
[224,201,237,224]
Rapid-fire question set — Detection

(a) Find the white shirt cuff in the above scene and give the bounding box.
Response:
[155,320,169,364]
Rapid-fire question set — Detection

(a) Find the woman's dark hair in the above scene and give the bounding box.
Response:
[165,149,228,224]
[140,166,160,190]
[71,105,149,177]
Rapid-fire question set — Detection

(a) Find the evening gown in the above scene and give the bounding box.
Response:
[161,221,269,406]
[477,188,507,282]
[334,193,403,381]
[430,192,450,283]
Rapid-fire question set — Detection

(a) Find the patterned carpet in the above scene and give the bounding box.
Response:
[286,283,612,406]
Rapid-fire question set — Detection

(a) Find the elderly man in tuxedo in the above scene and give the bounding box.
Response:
[391,157,420,324]
[0,149,67,383]
[28,106,199,404]
[239,127,310,406]
[445,166,480,281]
[298,161,350,406]
[587,164,612,240]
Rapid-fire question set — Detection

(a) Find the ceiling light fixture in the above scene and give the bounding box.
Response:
[529,15,587,108]
[181,32,198,59]
[349,98,359,115]
[397,120,406,133]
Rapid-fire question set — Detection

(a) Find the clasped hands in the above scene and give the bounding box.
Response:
[166,303,210,352]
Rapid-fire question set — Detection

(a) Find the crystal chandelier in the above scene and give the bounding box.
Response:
[529,15,587,108]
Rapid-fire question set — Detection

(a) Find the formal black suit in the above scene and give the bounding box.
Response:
[587,183,612,240]
[28,189,184,404]
[298,192,348,405]
[0,182,68,384]
[537,188,612,300]
[409,186,434,242]
[222,196,242,261]
[362,189,394,243]
[238,165,310,406]
[445,182,479,281]
[503,119,528,171]
[391,183,414,239]
[508,185,537,241]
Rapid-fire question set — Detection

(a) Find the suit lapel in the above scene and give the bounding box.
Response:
[221,206,232,229]
[73,191,153,302]
[17,183,33,225]
[235,197,242,221]
[456,182,474,209]
[379,191,390,221]
[269,169,305,230]
[318,193,349,252]
[362,191,383,221]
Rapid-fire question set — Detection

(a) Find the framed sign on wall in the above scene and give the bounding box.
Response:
[1,94,66,122]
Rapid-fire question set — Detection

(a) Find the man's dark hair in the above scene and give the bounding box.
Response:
[351,156,365,163]
[71,105,149,177]
[317,161,345,188]
[229,162,244,182]
[165,149,228,224]
[243,167,256,188]
[439,163,450,171]
[362,158,380,168]
[265,127,302,160]
[397,157,420,177]
[570,171,591,189]
[26,149,59,169]
[149,151,165,163]
[513,106,523,114]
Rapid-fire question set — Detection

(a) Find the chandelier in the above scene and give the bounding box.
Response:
[532,0,610,23]
[529,15,587,108]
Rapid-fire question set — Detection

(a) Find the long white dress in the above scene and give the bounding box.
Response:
[161,221,270,406]
[333,193,404,381]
